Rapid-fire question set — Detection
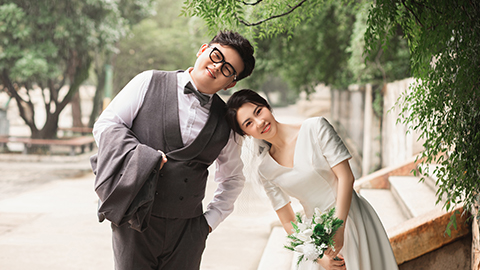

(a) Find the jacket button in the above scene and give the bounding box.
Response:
[155,192,159,196]
[179,196,184,200]
[160,173,164,177]
[184,178,188,183]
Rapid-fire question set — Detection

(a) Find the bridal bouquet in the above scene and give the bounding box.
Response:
[284,207,344,266]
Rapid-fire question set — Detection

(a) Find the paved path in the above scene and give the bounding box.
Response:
[0,105,307,270]
[0,158,276,270]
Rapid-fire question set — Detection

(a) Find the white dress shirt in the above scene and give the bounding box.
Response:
[93,69,245,230]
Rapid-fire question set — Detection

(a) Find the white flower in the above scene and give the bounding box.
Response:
[296,232,311,242]
[285,207,343,266]
[303,218,312,227]
[314,208,324,224]
[314,216,324,224]
[303,229,313,237]
[297,223,308,231]
[303,243,320,261]
[294,244,305,253]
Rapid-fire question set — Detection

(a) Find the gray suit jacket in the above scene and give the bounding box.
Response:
[90,124,163,232]
[90,70,230,231]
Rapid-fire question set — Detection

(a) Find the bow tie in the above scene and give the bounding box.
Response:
[184,82,210,107]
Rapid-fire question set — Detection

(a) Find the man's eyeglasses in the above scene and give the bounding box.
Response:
[209,46,237,80]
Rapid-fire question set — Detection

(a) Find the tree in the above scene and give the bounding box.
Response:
[0,0,154,139]
[183,0,410,94]
[365,0,480,229]
[183,0,480,227]
[182,0,326,39]
[112,0,207,97]
[88,0,155,127]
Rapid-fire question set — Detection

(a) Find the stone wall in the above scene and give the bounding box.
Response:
[327,78,423,176]
[399,234,471,270]
[473,203,480,270]
[381,78,424,168]
[330,85,366,178]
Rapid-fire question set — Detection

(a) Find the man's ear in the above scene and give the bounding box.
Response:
[196,43,209,57]
[224,81,237,91]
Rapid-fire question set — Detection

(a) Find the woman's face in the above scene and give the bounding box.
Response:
[236,102,276,139]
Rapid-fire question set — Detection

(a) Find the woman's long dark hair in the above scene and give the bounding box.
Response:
[226,89,271,136]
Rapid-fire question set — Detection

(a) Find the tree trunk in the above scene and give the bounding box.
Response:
[31,112,60,139]
[88,66,106,127]
[71,91,84,128]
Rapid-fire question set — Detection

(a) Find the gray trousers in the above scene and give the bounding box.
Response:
[112,215,210,270]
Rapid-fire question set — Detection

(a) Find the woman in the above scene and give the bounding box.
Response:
[226,89,398,270]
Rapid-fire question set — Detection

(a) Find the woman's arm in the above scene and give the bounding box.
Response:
[276,202,296,235]
[332,159,355,225]
[326,159,355,258]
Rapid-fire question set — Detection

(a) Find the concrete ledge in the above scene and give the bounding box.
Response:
[354,155,423,191]
[388,205,471,264]
[0,151,95,164]
[257,226,293,270]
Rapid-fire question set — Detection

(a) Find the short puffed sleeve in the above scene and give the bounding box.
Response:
[259,174,291,211]
[316,117,352,168]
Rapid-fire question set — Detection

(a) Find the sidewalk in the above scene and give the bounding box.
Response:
[0,157,277,270]
[0,105,307,270]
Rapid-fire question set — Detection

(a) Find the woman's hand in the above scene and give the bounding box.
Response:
[317,254,346,270]
[326,226,345,258]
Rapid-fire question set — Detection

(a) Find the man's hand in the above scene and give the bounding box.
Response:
[157,150,168,170]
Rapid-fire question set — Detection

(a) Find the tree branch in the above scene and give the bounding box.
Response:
[1,69,23,102]
[401,0,424,28]
[236,0,309,26]
[374,49,387,84]
[48,79,58,104]
[239,0,263,6]
[411,0,442,15]
[1,70,38,131]
[40,84,52,116]
[58,55,91,112]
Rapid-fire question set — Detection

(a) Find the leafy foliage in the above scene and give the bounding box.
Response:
[88,0,155,127]
[182,0,410,95]
[183,0,479,230]
[0,0,153,139]
[182,0,329,39]
[179,1,480,240]
[366,0,480,221]
[113,0,207,94]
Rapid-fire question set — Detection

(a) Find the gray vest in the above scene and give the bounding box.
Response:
[130,70,230,219]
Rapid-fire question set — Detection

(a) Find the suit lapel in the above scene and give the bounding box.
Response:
[163,71,184,151]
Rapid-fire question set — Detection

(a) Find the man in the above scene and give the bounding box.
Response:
[91,30,255,269]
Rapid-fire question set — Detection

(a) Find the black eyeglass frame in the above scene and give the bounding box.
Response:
[209,46,238,81]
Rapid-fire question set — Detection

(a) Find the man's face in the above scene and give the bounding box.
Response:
[190,43,244,94]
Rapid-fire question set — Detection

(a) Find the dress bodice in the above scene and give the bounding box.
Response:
[255,117,399,270]
[258,117,351,217]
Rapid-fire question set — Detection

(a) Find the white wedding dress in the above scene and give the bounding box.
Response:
[257,117,398,270]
